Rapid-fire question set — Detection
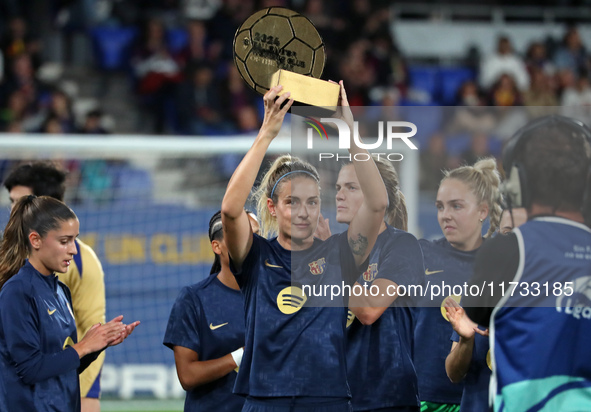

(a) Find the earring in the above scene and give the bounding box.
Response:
[479,218,484,223]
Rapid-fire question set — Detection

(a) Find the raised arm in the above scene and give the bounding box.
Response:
[338,83,388,266]
[221,86,293,268]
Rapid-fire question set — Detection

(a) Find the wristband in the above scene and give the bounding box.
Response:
[231,347,244,368]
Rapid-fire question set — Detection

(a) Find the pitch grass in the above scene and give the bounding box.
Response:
[102,399,183,412]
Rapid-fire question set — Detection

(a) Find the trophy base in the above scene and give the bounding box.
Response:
[270,70,340,112]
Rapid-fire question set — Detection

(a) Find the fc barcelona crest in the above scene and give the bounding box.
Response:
[362,263,378,282]
[308,258,326,275]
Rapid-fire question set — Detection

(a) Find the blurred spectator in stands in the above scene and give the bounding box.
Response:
[555,68,577,98]
[176,20,211,71]
[78,109,109,134]
[489,75,528,141]
[366,28,406,89]
[0,90,37,131]
[44,89,76,133]
[345,0,391,39]
[0,17,41,69]
[340,39,374,105]
[109,0,141,26]
[488,74,522,106]
[218,103,260,178]
[523,68,558,118]
[553,26,589,76]
[132,18,183,133]
[0,53,49,118]
[41,113,64,134]
[342,0,371,47]
[525,41,555,77]
[460,132,491,166]
[480,35,529,91]
[207,0,253,61]
[446,81,496,135]
[456,80,484,107]
[138,0,182,27]
[561,71,591,126]
[234,104,259,133]
[221,64,259,127]
[463,44,481,75]
[177,63,226,135]
[304,0,338,49]
[420,132,455,192]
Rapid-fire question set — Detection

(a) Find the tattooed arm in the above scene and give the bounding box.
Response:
[335,82,387,266]
[348,233,369,257]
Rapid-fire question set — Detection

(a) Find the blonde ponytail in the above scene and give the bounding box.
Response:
[473,158,503,237]
[373,156,408,231]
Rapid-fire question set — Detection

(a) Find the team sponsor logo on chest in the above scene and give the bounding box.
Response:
[362,263,378,282]
[308,258,326,275]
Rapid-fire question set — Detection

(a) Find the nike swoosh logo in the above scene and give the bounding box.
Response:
[265,259,283,269]
[48,309,57,315]
[209,322,228,330]
[425,269,444,276]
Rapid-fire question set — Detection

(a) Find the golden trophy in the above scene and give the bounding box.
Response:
[233,7,340,108]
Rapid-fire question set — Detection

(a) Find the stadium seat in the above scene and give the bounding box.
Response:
[166,28,189,55]
[400,104,443,149]
[90,26,138,71]
[407,66,440,104]
[407,65,475,105]
[488,136,504,156]
[438,67,475,106]
[445,133,472,156]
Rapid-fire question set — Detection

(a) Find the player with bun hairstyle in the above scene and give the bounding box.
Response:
[464,115,591,411]
[164,210,246,411]
[221,82,387,411]
[414,158,502,412]
[0,195,138,412]
[331,155,425,411]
